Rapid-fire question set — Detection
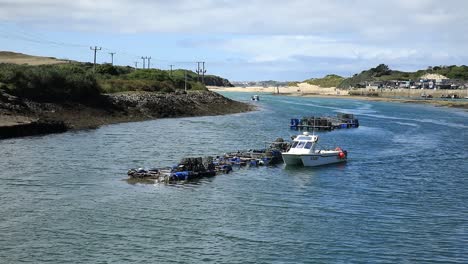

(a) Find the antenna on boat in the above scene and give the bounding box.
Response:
[312,116,316,136]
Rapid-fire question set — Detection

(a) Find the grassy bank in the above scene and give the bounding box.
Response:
[304,74,345,88]
[0,58,250,139]
[0,63,215,103]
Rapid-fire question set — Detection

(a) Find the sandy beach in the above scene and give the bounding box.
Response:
[209,82,348,96]
[208,83,468,110]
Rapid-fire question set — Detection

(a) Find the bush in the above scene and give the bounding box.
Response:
[0,62,214,102]
[0,63,101,102]
[126,69,171,82]
[189,82,208,91]
[305,74,344,88]
[95,64,133,77]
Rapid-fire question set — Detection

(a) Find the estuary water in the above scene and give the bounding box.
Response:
[0,92,467,263]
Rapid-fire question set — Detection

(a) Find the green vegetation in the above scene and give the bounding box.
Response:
[338,64,468,88]
[295,64,468,89]
[426,65,468,79]
[339,64,417,88]
[0,63,100,102]
[304,74,345,88]
[0,62,230,103]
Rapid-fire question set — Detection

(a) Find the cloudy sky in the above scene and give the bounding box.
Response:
[1,0,467,80]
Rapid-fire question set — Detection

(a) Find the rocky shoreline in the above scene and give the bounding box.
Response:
[0,90,253,139]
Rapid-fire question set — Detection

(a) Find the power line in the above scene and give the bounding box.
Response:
[0,25,229,71]
[0,27,88,49]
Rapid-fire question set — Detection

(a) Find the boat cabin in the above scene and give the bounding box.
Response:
[288,132,318,154]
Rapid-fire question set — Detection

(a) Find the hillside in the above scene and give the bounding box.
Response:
[0,52,235,104]
[304,74,345,88]
[0,51,69,65]
[291,64,468,89]
[0,51,247,139]
[0,51,233,91]
[339,64,468,88]
[169,69,233,87]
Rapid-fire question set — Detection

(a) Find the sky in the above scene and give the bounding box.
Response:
[1,0,467,81]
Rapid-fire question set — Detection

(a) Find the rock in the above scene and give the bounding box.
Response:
[0,90,252,139]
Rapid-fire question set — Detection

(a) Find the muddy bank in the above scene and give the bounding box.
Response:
[0,90,253,139]
[0,119,67,139]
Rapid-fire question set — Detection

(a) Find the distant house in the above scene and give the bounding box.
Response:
[399,81,411,88]
[366,81,383,89]
[435,79,452,89]
[417,79,435,89]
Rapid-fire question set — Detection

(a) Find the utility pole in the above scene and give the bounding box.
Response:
[196,62,202,82]
[141,57,146,69]
[184,70,187,92]
[201,62,206,84]
[109,52,116,65]
[169,64,174,76]
[134,61,139,69]
[147,57,151,69]
[90,46,102,72]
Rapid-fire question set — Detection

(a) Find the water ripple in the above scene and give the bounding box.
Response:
[0,93,466,263]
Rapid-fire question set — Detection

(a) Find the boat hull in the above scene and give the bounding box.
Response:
[300,153,346,167]
[282,153,303,166]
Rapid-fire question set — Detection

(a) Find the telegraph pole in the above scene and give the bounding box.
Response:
[134,61,139,69]
[184,70,187,92]
[108,52,116,65]
[201,62,207,84]
[90,46,102,72]
[196,62,202,82]
[141,57,146,69]
[169,64,174,76]
[147,57,151,69]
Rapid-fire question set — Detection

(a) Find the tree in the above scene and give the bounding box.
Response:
[370,64,391,77]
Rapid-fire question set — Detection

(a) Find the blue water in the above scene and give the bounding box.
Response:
[1,92,467,263]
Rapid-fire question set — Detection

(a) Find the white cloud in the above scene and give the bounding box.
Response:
[1,0,467,79]
[217,35,465,63]
[1,0,467,37]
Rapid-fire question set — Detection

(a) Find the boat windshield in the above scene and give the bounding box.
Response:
[304,142,313,149]
[291,141,299,148]
[296,141,305,148]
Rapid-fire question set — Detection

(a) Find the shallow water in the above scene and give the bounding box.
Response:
[1,92,467,263]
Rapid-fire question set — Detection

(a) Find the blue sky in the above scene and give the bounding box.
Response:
[1,0,467,81]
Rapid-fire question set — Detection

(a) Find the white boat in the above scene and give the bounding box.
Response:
[282,132,348,167]
[251,95,260,101]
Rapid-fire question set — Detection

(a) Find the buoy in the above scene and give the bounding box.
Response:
[338,152,345,159]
